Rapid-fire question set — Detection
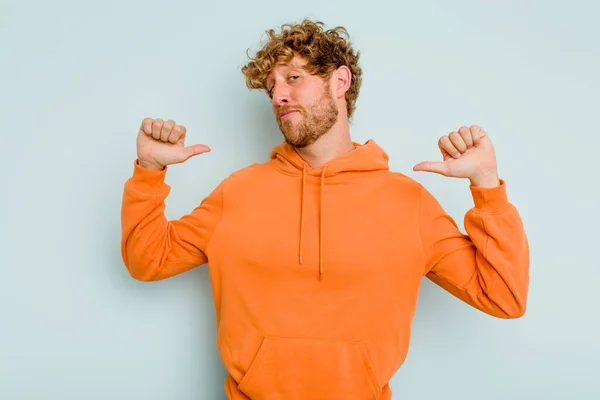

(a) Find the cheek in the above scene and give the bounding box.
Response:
[290,86,307,102]
[300,86,323,104]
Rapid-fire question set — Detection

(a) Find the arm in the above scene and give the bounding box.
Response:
[120,160,223,281]
[418,180,529,318]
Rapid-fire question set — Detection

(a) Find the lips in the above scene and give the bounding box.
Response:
[279,110,298,120]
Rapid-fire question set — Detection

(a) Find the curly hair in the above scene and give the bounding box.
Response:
[241,19,363,118]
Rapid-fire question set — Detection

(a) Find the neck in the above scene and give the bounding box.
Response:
[295,117,354,169]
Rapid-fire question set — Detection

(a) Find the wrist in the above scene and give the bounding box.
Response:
[469,170,500,188]
[138,158,165,171]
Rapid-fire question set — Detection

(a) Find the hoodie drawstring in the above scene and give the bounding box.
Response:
[319,167,327,277]
[298,164,327,278]
[299,165,306,265]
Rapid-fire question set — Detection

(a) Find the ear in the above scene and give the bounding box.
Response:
[333,65,352,99]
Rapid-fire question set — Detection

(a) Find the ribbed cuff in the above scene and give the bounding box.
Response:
[469,179,510,213]
[128,159,168,193]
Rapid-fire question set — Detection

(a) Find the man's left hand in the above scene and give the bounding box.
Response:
[413,125,500,188]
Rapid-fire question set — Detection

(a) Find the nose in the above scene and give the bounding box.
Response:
[271,82,290,107]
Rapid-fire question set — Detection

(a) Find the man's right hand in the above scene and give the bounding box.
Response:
[136,118,210,170]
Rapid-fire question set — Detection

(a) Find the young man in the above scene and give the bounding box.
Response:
[121,19,529,400]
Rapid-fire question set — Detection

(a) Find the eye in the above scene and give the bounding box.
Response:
[288,75,300,82]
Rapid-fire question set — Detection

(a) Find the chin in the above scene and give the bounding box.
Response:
[283,133,302,147]
[289,140,309,149]
[284,131,323,149]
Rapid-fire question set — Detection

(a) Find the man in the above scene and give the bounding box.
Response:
[121,19,529,400]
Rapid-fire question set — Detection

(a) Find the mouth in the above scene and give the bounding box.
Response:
[279,110,298,120]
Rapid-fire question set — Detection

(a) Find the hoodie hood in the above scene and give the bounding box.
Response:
[269,139,390,177]
[269,139,390,278]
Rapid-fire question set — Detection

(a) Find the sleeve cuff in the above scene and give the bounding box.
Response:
[469,178,510,213]
[128,159,168,193]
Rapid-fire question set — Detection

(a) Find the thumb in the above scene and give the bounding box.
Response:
[413,161,448,176]
[179,144,211,162]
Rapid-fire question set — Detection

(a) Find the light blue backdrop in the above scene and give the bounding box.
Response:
[2,0,599,398]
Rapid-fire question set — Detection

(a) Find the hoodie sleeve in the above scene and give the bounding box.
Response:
[418,179,529,318]
[120,160,223,281]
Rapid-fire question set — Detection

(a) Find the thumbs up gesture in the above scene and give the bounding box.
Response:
[136,118,210,170]
[413,125,500,188]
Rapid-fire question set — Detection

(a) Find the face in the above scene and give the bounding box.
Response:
[266,57,339,148]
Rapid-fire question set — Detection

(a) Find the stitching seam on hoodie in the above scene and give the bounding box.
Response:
[204,181,226,255]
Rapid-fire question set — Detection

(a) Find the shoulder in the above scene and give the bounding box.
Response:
[383,170,428,197]
[226,162,268,179]
[218,161,275,190]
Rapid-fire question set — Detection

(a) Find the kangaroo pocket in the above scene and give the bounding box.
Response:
[238,336,381,400]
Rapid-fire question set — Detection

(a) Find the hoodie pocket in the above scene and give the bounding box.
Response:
[238,336,381,400]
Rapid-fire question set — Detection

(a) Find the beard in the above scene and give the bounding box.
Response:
[276,85,338,149]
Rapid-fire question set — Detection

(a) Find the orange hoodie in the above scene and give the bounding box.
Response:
[121,139,529,400]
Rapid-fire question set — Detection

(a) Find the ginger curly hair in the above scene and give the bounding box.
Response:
[242,19,363,118]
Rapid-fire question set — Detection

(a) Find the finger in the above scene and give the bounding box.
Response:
[177,144,211,163]
[440,147,453,162]
[152,118,164,140]
[161,120,175,142]
[470,125,483,145]
[439,135,461,158]
[169,125,186,144]
[413,161,448,176]
[141,118,154,135]
[458,126,473,148]
[449,131,467,153]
